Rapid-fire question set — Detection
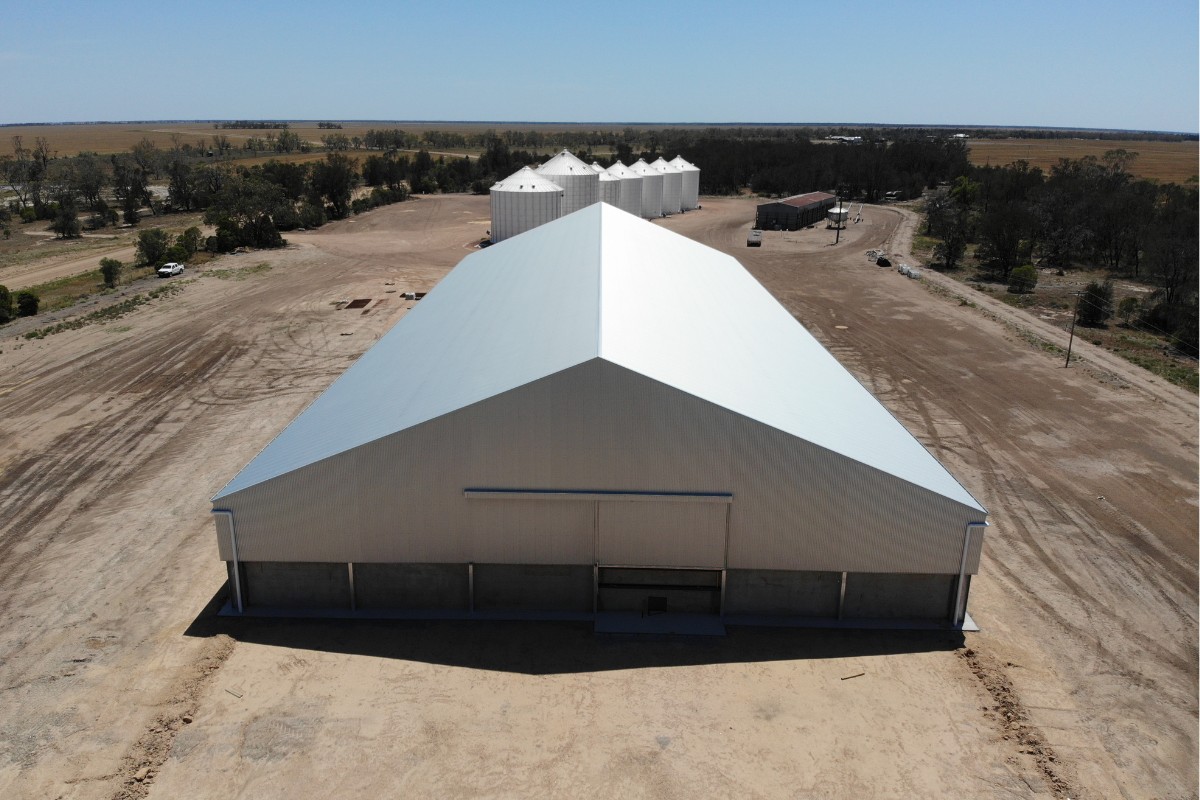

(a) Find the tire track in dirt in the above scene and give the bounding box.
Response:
[0,333,245,615]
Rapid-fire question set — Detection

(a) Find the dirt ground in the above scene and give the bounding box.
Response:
[0,195,1194,800]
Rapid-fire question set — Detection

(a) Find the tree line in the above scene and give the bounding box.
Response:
[923,150,1197,355]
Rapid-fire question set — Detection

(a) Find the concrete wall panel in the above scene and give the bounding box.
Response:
[354,562,468,610]
[473,564,593,612]
[724,569,841,616]
[244,561,349,609]
[841,572,956,620]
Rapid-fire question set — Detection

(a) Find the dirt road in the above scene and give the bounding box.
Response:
[0,196,1194,799]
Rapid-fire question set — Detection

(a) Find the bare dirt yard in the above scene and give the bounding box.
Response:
[0,195,1194,799]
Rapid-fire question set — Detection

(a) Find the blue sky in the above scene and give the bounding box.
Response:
[2,0,1197,132]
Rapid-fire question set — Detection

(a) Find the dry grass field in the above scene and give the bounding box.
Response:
[968,138,1199,184]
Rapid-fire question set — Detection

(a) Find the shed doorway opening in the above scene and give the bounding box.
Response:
[596,567,722,615]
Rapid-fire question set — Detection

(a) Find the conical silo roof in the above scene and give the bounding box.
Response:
[536,149,600,215]
[491,166,564,193]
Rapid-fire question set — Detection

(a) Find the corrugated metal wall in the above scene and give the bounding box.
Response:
[597,500,726,568]
[217,359,985,574]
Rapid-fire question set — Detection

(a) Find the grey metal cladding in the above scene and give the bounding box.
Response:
[218,359,985,575]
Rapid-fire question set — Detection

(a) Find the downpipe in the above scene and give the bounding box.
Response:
[212,509,243,613]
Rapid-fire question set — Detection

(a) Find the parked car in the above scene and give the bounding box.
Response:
[157,262,185,277]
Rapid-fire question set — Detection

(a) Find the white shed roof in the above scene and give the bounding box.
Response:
[215,203,984,512]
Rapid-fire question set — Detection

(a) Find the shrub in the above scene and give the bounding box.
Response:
[1171,305,1198,358]
[165,244,190,264]
[99,257,123,289]
[16,291,39,317]
[1077,280,1114,327]
[1117,296,1140,326]
[1008,264,1038,294]
[297,202,325,229]
[0,285,11,324]
[19,207,36,223]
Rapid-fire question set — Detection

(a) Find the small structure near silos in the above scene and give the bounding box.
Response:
[606,161,645,217]
[536,149,599,216]
[827,204,850,229]
[629,158,665,218]
[756,192,836,230]
[211,203,988,630]
[652,157,683,215]
[670,155,700,210]
[488,167,564,243]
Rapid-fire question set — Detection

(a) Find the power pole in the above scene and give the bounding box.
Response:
[1064,291,1081,367]
[834,193,841,245]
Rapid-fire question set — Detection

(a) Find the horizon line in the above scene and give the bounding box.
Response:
[0,119,1195,137]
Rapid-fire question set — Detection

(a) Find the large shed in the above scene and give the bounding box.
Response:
[212,203,987,629]
[756,192,836,230]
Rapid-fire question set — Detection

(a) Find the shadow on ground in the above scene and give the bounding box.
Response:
[184,584,964,675]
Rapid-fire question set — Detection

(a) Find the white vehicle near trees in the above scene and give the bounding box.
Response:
[157,262,185,277]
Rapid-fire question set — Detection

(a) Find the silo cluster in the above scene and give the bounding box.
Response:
[489,148,700,242]
[605,161,645,217]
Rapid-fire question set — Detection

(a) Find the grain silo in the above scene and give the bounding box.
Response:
[630,158,664,218]
[489,166,563,243]
[670,156,701,210]
[652,157,683,215]
[536,149,599,216]
[597,168,622,207]
[606,161,644,217]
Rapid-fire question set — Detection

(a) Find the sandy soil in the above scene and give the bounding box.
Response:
[0,195,1194,800]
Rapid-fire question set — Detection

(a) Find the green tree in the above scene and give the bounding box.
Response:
[204,174,289,249]
[111,153,151,224]
[15,291,39,317]
[1008,264,1038,294]
[0,284,11,324]
[976,200,1033,282]
[1077,280,1114,327]
[932,206,969,270]
[70,152,109,209]
[99,257,122,288]
[49,191,82,238]
[136,228,172,265]
[309,153,357,220]
[178,226,202,259]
